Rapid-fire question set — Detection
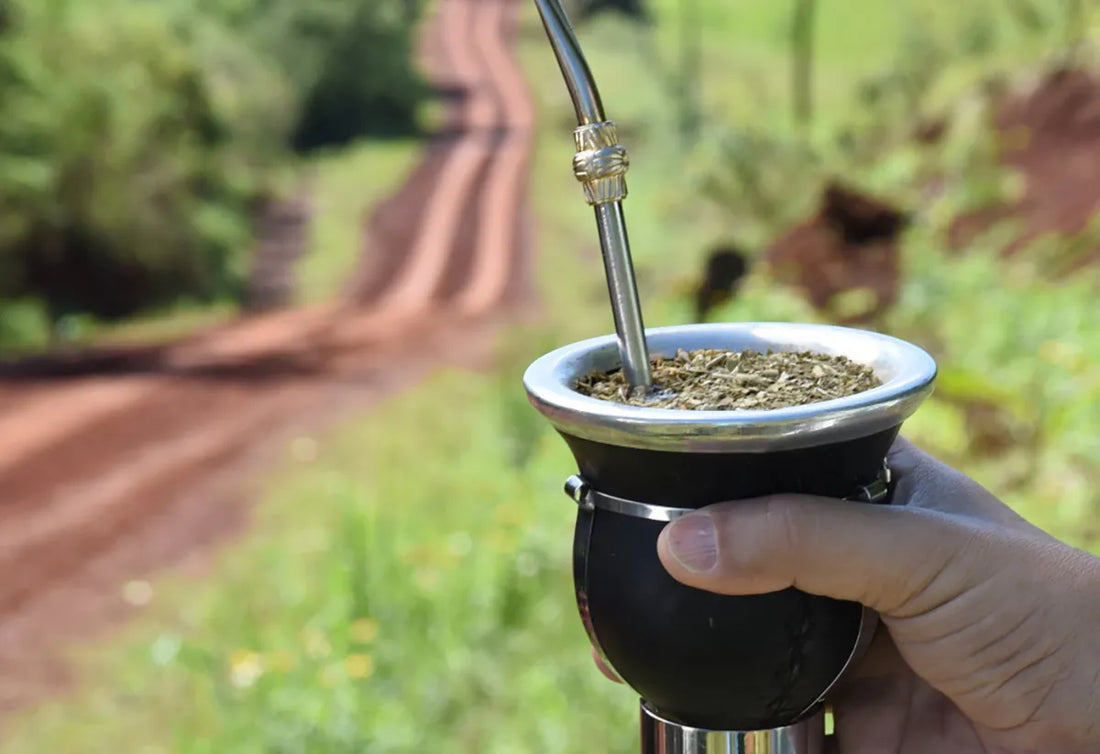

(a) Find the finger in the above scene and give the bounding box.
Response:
[656,493,988,617]
[592,646,622,683]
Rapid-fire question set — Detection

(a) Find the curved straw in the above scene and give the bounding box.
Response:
[532,0,653,390]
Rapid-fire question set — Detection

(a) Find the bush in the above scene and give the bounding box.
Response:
[292,2,428,150]
[194,0,428,151]
[0,0,291,323]
[0,0,426,328]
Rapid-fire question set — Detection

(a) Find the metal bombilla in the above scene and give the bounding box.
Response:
[527,4,938,754]
[531,0,652,391]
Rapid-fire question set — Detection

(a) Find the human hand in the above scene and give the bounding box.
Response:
[650,438,1100,754]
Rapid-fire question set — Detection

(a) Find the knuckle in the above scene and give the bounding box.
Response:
[711,505,772,577]
[766,497,803,555]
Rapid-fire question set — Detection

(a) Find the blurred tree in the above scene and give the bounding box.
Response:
[0,0,428,329]
[292,1,428,150]
[194,0,428,152]
[0,0,289,325]
[403,0,425,25]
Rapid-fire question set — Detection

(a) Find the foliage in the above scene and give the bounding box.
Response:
[0,0,426,330]
[0,298,49,351]
[291,2,428,150]
[884,231,1100,541]
[191,0,428,150]
[696,128,821,247]
[0,0,287,322]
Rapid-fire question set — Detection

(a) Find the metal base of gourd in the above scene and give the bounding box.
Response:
[640,702,825,754]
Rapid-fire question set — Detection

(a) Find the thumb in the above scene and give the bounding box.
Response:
[657,495,987,617]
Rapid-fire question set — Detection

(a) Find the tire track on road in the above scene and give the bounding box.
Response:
[369,0,505,315]
[455,0,535,315]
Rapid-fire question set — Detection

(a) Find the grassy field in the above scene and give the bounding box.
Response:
[298,140,422,304]
[4,1,1100,752]
[0,300,240,355]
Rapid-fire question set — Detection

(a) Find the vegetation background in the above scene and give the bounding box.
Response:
[0,0,424,346]
[2,0,1099,752]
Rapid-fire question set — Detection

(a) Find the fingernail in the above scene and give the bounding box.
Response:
[665,513,718,573]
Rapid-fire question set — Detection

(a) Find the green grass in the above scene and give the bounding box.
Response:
[298,140,422,304]
[88,304,240,346]
[640,0,1071,126]
[0,299,240,356]
[4,1,1100,752]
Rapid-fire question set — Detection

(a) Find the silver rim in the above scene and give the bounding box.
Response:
[523,322,937,452]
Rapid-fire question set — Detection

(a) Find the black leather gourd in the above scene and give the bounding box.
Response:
[564,427,897,731]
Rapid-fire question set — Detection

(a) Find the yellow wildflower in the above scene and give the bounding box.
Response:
[228,650,264,689]
[349,618,379,644]
[344,654,375,680]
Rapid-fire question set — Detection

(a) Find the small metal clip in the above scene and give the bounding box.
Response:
[846,461,892,505]
[564,475,594,511]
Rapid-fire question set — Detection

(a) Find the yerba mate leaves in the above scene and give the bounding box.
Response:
[576,349,881,410]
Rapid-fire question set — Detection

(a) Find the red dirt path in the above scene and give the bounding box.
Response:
[0,0,534,718]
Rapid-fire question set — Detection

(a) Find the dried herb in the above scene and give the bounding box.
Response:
[576,348,881,410]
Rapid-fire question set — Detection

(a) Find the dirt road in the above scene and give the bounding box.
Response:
[0,0,534,715]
